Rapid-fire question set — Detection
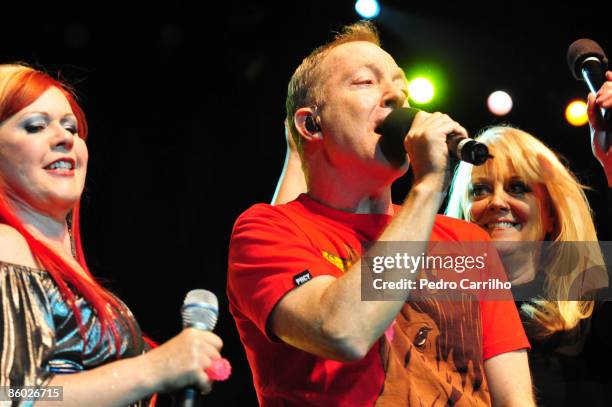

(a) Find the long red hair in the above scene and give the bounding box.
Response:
[0,64,138,355]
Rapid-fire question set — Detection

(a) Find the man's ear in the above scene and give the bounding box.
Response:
[294,108,323,141]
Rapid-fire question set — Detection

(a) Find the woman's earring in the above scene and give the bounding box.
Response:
[66,212,77,259]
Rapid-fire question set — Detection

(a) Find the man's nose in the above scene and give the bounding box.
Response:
[381,84,405,110]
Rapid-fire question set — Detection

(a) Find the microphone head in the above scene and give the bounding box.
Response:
[567,38,608,80]
[375,107,421,167]
[181,289,219,331]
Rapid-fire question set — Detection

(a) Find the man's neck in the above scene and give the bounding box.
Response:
[306,189,393,214]
[306,168,394,214]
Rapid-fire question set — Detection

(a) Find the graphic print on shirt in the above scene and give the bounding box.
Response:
[322,244,358,273]
[319,242,491,405]
[376,292,491,406]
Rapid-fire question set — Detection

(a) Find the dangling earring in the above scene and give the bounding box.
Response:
[66,211,77,259]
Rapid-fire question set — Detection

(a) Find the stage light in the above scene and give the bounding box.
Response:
[565,100,588,126]
[355,0,380,19]
[487,91,513,116]
[408,77,435,104]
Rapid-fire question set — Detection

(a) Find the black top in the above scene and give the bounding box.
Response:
[513,240,612,407]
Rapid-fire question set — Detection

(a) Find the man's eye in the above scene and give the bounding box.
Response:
[355,79,374,85]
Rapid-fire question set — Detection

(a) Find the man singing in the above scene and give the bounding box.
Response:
[228,21,534,406]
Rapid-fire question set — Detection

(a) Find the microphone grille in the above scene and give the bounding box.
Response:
[375,107,421,167]
[567,38,608,80]
[181,289,219,331]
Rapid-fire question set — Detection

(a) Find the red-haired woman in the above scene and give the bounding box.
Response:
[0,64,222,406]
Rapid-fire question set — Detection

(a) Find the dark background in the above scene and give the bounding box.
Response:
[2,2,610,405]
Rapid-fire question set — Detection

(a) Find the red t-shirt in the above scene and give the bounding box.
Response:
[228,194,529,406]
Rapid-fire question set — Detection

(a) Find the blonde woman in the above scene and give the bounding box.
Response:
[446,126,605,326]
[444,125,610,406]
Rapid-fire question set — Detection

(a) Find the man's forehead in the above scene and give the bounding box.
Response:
[322,41,402,75]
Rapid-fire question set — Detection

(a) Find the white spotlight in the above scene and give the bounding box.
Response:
[487,90,513,116]
[355,0,380,19]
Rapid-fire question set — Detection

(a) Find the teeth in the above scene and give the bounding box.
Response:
[47,161,73,170]
[488,222,522,230]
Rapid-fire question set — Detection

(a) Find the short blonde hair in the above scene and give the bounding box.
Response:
[285,21,380,156]
[446,125,605,335]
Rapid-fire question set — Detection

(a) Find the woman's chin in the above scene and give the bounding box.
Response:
[492,240,524,256]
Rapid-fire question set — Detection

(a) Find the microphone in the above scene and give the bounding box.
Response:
[567,38,610,147]
[182,289,218,331]
[375,107,491,167]
[177,289,223,407]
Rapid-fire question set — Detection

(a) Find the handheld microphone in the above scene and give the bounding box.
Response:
[375,107,491,167]
[178,289,218,407]
[567,38,610,148]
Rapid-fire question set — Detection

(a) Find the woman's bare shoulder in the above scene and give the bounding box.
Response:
[0,224,39,268]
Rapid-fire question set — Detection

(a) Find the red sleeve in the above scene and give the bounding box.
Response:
[480,299,530,360]
[227,204,341,340]
[480,234,531,360]
[479,246,531,359]
[439,217,530,359]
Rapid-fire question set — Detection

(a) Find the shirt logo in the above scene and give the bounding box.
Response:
[293,270,312,286]
[322,248,356,273]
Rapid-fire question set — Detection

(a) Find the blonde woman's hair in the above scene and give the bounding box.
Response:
[446,125,606,336]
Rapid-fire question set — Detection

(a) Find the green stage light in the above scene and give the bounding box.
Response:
[403,65,446,106]
[408,78,434,104]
